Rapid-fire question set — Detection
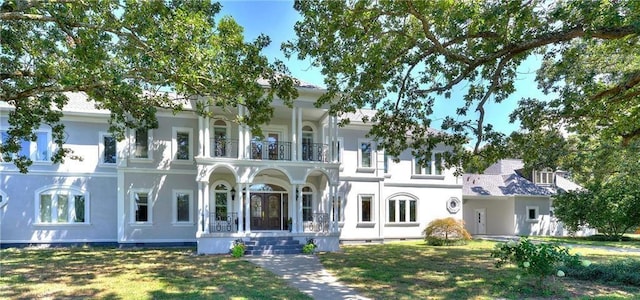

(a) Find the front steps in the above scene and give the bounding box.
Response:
[244,236,303,255]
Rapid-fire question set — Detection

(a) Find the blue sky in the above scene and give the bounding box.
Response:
[218,0,549,135]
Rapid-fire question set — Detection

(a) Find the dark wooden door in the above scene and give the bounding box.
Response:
[250,193,282,230]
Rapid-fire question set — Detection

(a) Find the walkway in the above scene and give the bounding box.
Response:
[245,254,371,300]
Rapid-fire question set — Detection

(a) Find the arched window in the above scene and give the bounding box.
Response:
[302,186,313,221]
[35,186,89,224]
[387,194,417,223]
[302,125,314,161]
[212,120,229,157]
[214,183,229,220]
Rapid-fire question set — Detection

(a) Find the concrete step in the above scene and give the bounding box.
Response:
[245,248,302,256]
[243,237,302,256]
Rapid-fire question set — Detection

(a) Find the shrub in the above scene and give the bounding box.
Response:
[564,259,640,286]
[422,217,471,246]
[230,239,246,258]
[491,238,582,288]
[302,238,317,254]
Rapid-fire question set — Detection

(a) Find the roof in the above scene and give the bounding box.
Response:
[463,159,582,197]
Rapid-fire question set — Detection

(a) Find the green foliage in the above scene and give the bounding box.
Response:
[491,238,582,287]
[302,238,317,254]
[231,239,245,258]
[1,1,297,173]
[564,259,640,287]
[285,0,640,175]
[553,174,640,240]
[422,217,471,246]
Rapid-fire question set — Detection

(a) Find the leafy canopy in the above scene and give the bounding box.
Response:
[284,0,640,172]
[1,0,298,172]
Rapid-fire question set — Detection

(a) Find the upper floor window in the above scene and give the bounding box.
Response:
[414,158,432,175]
[133,129,152,159]
[413,152,445,177]
[388,196,417,223]
[173,189,193,224]
[359,194,374,222]
[172,127,193,161]
[358,140,373,169]
[35,186,89,224]
[302,186,313,221]
[99,132,116,165]
[302,125,314,161]
[535,169,554,185]
[1,130,51,162]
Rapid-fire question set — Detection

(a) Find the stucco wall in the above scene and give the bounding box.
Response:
[513,197,552,236]
[463,197,515,235]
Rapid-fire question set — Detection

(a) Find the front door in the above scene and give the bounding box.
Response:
[475,208,486,234]
[250,193,283,230]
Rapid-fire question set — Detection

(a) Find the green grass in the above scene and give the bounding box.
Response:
[318,240,640,299]
[527,234,640,249]
[0,247,310,300]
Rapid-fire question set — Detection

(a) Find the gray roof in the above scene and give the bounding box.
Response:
[463,159,582,197]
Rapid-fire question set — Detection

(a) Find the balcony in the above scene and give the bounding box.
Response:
[211,139,239,158]
[209,212,239,233]
[250,140,292,160]
[208,138,329,162]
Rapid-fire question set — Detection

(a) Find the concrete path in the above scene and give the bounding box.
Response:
[245,254,371,300]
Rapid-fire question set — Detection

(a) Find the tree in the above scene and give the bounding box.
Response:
[553,173,640,239]
[284,0,640,171]
[1,0,298,172]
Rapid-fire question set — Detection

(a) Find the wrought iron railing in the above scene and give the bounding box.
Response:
[304,213,330,233]
[301,143,328,162]
[209,212,239,233]
[250,140,292,160]
[211,139,239,158]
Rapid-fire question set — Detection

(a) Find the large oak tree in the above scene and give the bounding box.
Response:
[284,0,640,172]
[1,0,298,172]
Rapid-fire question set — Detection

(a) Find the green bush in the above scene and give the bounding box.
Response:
[302,238,317,254]
[231,239,246,258]
[564,259,640,286]
[491,238,582,287]
[423,217,471,246]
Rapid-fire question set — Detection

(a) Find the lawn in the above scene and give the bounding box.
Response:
[0,247,310,300]
[318,240,640,299]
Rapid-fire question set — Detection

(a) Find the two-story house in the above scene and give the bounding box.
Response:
[0,83,464,254]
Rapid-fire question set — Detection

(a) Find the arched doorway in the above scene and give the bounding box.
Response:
[248,184,289,230]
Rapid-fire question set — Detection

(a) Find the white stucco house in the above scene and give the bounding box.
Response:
[0,83,465,254]
[462,159,592,237]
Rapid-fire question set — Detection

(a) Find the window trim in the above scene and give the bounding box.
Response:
[526,206,539,222]
[172,127,194,163]
[358,194,375,224]
[98,131,117,166]
[172,189,194,225]
[411,153,445,179]
[534,168,554,185]
[130,188,153,225]
[212,182,230,221]
[33,185,90,225]
[130,128,153,162]
[386,194,419,225]
[357,139,375,172]
[301,185,315,222]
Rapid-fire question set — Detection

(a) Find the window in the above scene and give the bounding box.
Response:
[35,186,88,224]
[133,129,152,159]
[359,195,374,222]
[302,126,314,161]
[214,184,228,220]
[213,120,229,157]
[535,169,554,185]
[173,190,193,224]
[0,190,7,208]
[131,190,152,224]
[172,127,193,161]
[99,132,116,164]
[413,152,446,177]
[336,137,343,163]
[333,196,343,222]
[1,130,51,161]
[302,186,313,221]
[526,206,539,221]
[388,197,417,223]
[358,140,374,169]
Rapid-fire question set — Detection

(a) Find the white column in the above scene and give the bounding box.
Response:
[244,183,251,233]
[327,116,333,162]
[197,182,204,234]
[237,106,244,159]
[291,107,297,161]
[204,182,210,234]
[236,182,243,232]
[204,115,210,158]
[328,185,334,232]
[291,184,298,233]
[332,116,338,163]
[297,108,303,161]
[198,116,205,157]
[297,185,304,233]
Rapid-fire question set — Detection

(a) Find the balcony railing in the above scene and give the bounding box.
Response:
[209,212,239,233]
[302,143,328,162]
[303,213,330,233]
[211,139,239,158]
[251,140,292,160]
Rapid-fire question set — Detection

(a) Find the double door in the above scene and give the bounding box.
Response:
[250,193,288,230]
